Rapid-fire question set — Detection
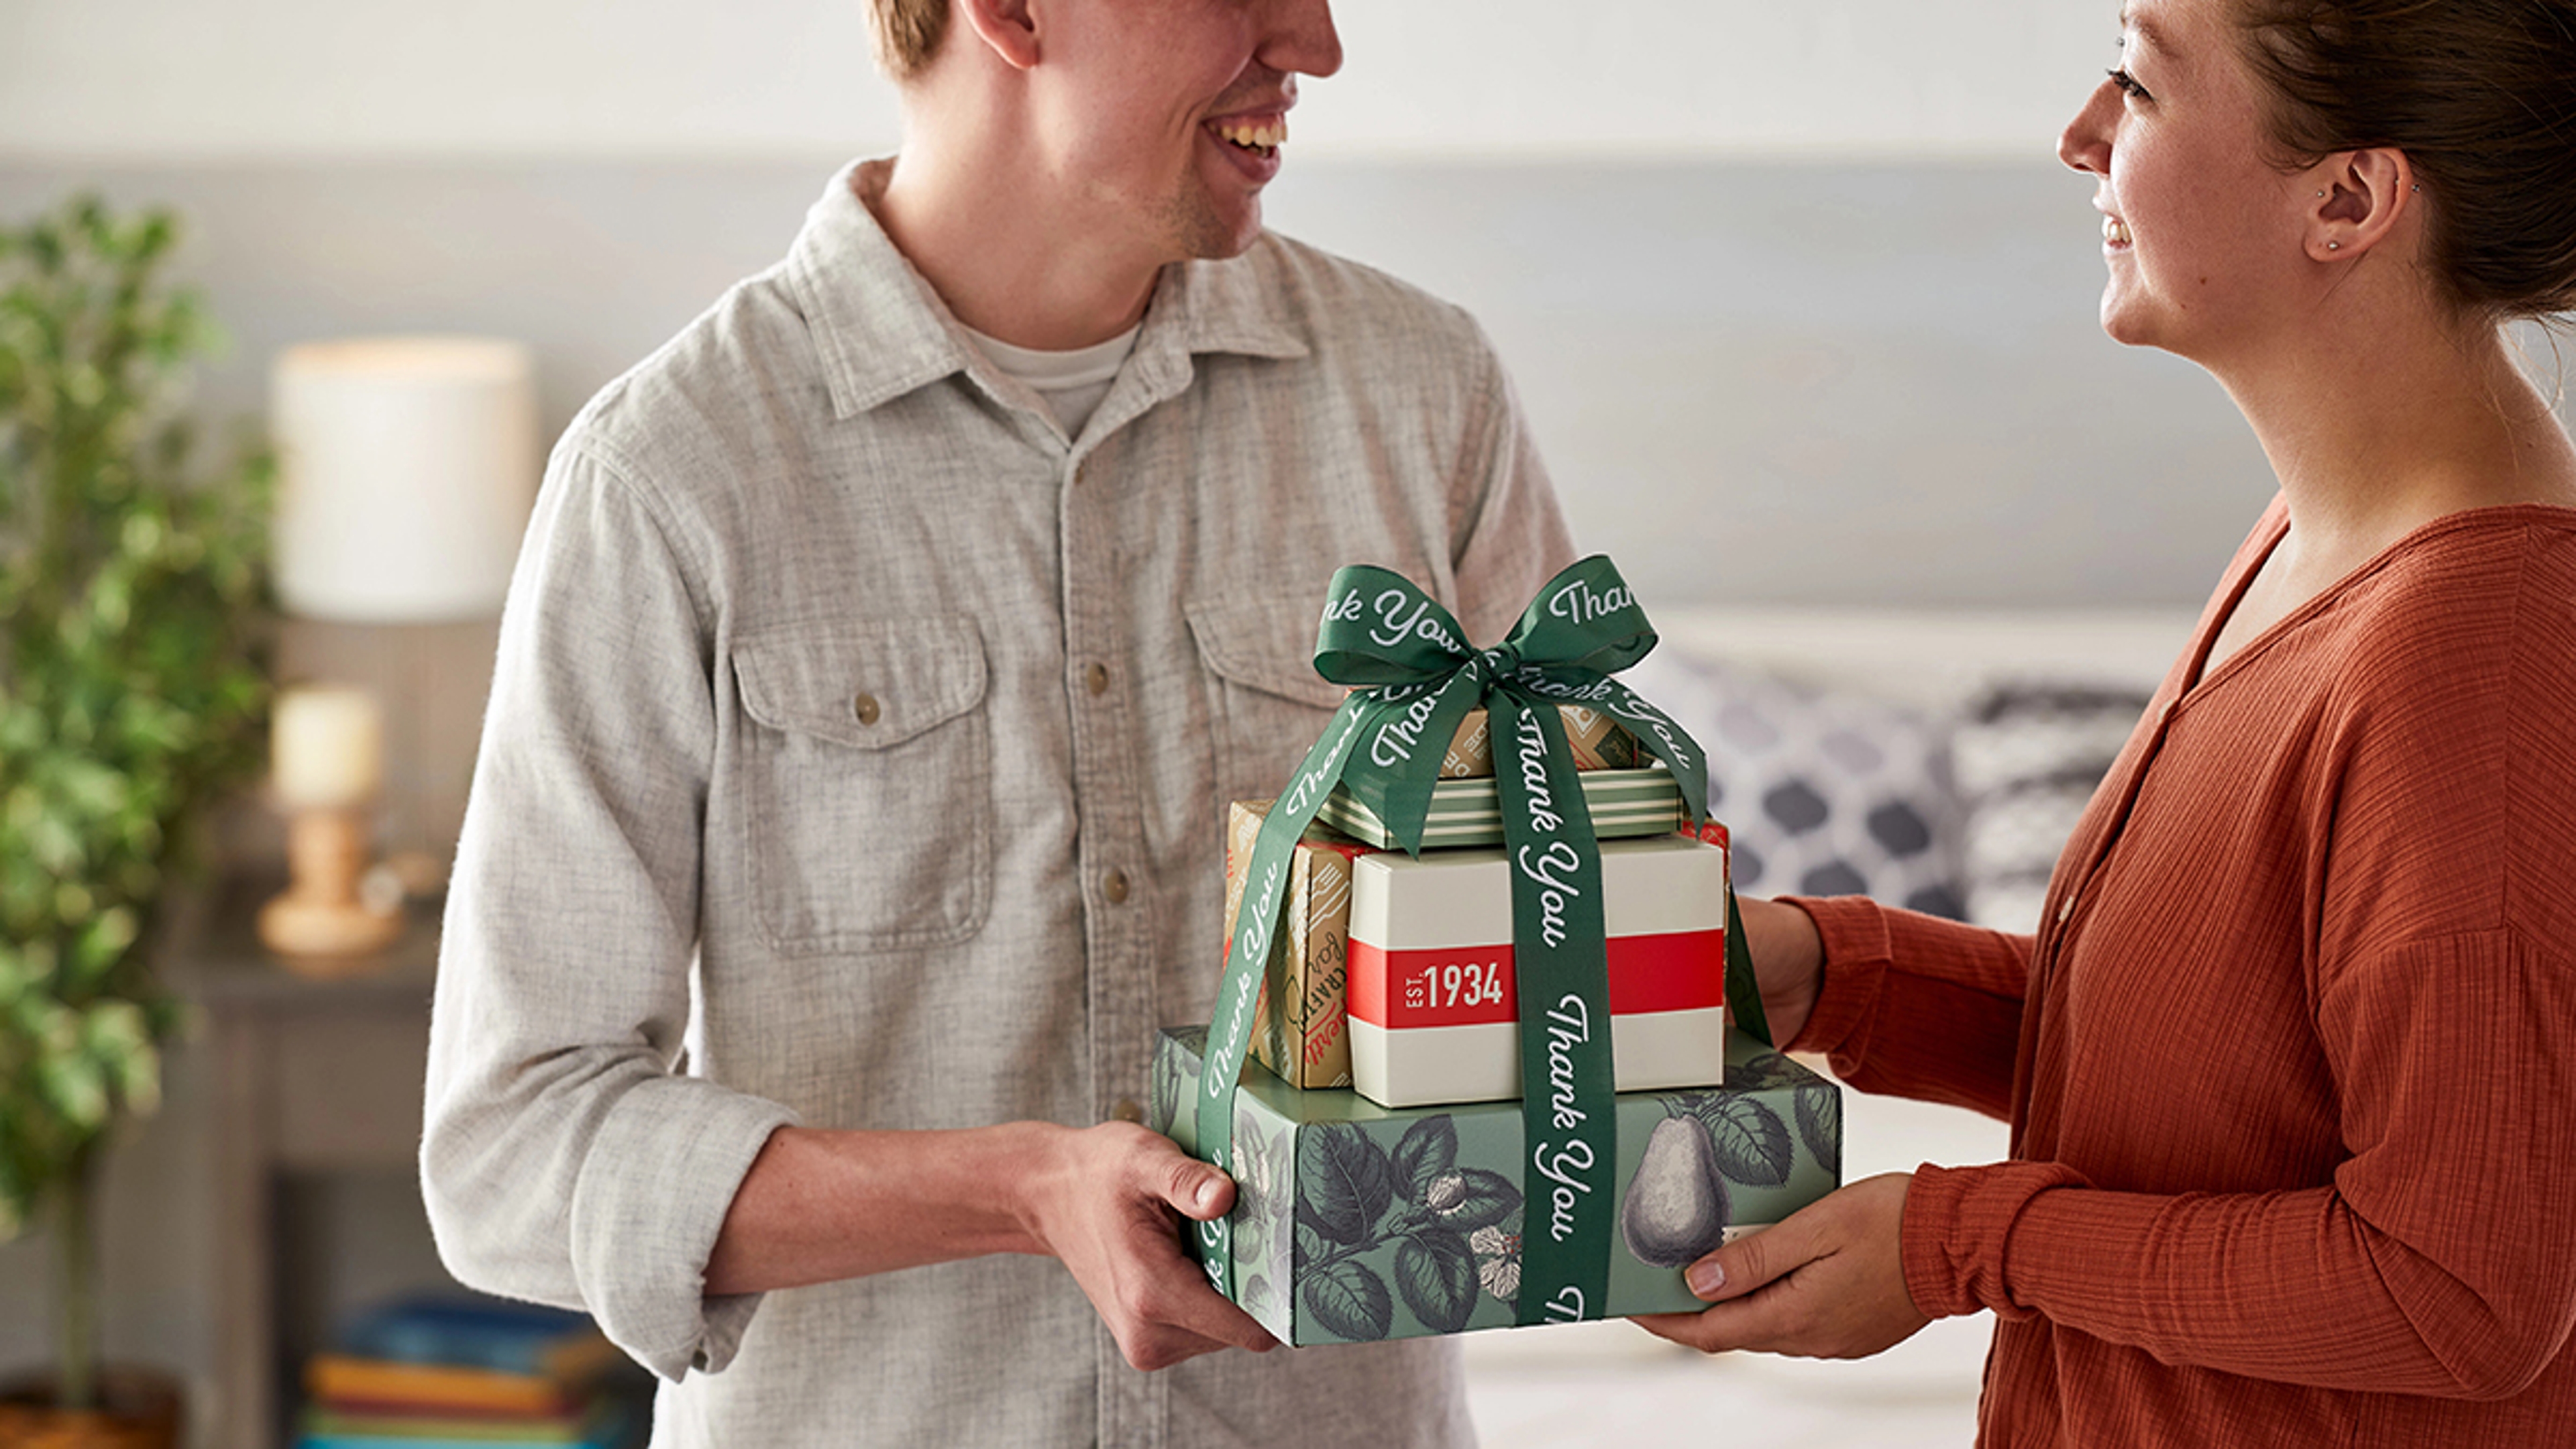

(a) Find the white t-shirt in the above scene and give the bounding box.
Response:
[961,323,1140,436]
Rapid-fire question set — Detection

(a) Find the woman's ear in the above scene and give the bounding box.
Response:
[2305,147,2414,263]
[955,0,1042,71]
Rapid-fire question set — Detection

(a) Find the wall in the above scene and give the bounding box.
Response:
[3,0,2110,160]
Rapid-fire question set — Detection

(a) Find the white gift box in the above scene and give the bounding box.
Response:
[1346,833,1731,1109]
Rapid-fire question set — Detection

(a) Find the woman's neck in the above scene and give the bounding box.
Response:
[2213,313,2576,578]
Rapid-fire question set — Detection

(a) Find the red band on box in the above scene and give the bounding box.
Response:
[1346,930,1727,1028]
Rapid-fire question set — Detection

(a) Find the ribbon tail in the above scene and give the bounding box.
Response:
[1488,690,1618,1327]
[1723,876,1774,1050]
[1191,697,1369,1298]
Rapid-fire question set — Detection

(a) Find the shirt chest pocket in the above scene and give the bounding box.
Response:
[731,617,991,955]
[1186,594,1350,812]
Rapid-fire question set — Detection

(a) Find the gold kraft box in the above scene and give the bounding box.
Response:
[1223,799,1371,1089]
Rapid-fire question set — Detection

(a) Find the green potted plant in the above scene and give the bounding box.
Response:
[0,195,274,1446]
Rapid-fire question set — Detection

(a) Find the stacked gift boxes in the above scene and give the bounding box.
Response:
[1166,703,1844,1346]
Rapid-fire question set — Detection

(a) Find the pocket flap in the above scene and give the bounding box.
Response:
[734,616,987,750]
[1186,594,1349,710]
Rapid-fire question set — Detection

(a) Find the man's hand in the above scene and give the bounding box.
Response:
[1629,1172,1928,1359]
[1016,1122,1280,1371]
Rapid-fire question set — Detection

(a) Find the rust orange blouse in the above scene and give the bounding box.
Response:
[1794,498,2576,1446]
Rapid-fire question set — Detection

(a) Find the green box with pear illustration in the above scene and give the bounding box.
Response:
[1153,1024,1842,1344]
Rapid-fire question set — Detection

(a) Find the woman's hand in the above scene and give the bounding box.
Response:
[1736,894,1826,1048]
[1630,1172,1928,1359]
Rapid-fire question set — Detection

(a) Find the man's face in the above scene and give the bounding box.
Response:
[1038,0,1343,264]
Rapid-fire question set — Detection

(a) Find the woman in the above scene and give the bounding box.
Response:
[1635,0,2576,1442]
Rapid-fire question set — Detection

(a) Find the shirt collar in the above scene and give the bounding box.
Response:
[786,158,1311,423]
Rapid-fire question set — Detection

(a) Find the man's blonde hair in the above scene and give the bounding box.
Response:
[869,0,951,81]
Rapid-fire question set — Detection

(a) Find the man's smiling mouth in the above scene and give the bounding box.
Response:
[1213,117,1287,158]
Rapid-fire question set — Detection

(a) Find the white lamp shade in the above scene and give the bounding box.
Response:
[272,336,539,622]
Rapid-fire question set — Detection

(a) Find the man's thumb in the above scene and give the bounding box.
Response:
[1169,1161,1235,1220]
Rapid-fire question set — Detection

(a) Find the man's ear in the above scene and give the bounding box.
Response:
[955,0,1041,71]
[2305,146,2414,264]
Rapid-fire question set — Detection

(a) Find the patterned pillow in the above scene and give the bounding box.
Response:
[1620,649,1966,919]
[1949,681,2153,933]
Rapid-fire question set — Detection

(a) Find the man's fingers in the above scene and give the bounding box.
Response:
[1121,1126,1235,1221]
[1162,1157,1234,1221]
[1117,1252,1279,1361]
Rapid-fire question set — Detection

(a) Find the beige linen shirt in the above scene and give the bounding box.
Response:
[422,160,1573,1448]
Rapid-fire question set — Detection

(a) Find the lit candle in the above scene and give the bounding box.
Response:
[272,685,384,809]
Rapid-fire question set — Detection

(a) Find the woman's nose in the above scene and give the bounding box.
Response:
[2059,80,2117,176]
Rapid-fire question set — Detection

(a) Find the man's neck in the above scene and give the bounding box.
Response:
[867,142,1168,352]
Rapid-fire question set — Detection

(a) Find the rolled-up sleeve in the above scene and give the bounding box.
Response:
[421,440,798,1380]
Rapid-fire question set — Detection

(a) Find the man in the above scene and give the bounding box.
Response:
[420,0,1573,1443]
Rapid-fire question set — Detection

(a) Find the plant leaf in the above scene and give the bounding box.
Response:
[1301,1259,1393,1342]
[1695,1097,1794,1188]
[1295,1122,1395,1246]
[1391,1114,1459,1204]
[1295,1219,1330,1267]
[1395,1228,1479,1334]
[1796,1083,1842,1179]
[1732,1051,1805,1092]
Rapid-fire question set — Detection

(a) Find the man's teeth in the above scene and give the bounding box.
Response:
[2103,215,2132,246]
[1216,119,1287,151]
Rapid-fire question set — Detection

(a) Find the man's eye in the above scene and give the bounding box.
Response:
[2106,67,2151,101]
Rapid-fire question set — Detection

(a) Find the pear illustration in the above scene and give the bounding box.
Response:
[1621,1115,1731,1269]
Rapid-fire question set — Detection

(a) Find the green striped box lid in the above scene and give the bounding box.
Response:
[1318,765,1685,849]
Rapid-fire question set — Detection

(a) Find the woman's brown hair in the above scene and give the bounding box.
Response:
[2235,0,2576,321]
[869,0,951,82]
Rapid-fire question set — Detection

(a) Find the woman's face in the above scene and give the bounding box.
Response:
[2058,0,2317,363]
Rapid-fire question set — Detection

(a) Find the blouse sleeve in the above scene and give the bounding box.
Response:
[1785,895,2032,1122]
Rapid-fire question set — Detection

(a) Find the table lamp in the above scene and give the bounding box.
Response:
[258,685,405,963]
[258,337,538,970]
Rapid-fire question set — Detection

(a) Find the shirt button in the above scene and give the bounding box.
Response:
[1110,1097,1144,1124]
[853,693,881,727]
[1103,869,1131,905]
[1085,662,1110,696]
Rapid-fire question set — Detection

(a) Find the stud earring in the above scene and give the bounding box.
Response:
[2328,241,2341,251]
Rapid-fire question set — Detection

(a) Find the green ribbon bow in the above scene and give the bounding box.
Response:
[1195,555,1772,1328]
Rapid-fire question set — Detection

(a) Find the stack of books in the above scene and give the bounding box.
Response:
[295,1295,635,1449]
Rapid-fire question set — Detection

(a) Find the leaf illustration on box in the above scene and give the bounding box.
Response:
[1731,1050,1806,1093]
[1296,1219,1330,1267]
[1150,1042,1183,1136]
[1297,1122,1395,1246]
[1794,1082,1842,1178]
[1243,1273,1277,1320]
[1302,1258,1394,1341]
[1688,1095,1794,1188]
[1395,1227,1480,1334]
[1391,1115,1460,1204]
[1420,1167,1522,1232]
[1232,1114,1283,1263]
